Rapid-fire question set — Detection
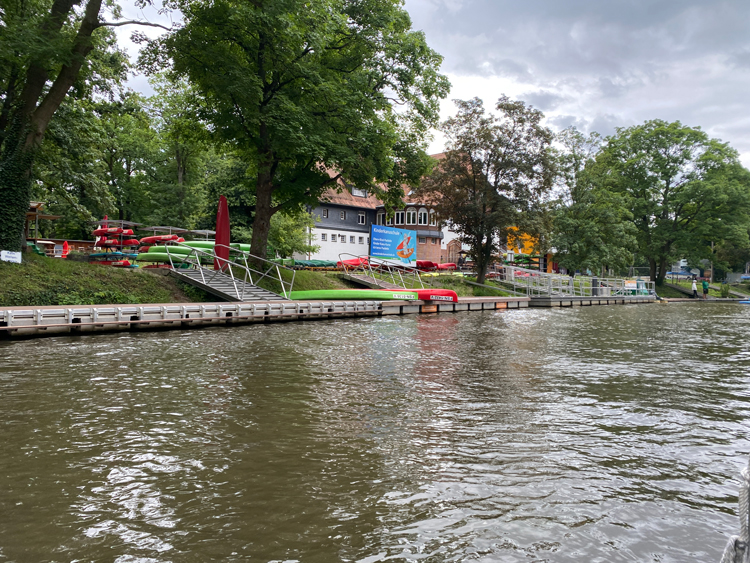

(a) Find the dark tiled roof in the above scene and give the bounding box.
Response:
[319,186,382,209]
[320,153,444,210]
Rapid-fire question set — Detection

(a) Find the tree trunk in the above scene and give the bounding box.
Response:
[0,148,34,251]
[0,0,103,251]
[656,256,668,286]
[250,170,274,260]
[475,237,493,284]
[648,257,657,283]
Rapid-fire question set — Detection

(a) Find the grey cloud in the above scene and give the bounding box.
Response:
[728,49,750,69]
[410,0,750,165]
[407,0,750,78]
[522,90,570,111]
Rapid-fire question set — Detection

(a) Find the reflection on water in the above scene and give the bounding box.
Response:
[1,303,749,561]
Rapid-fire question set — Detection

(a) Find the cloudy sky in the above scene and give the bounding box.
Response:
[117,0,750,165]
[402,0,750,165]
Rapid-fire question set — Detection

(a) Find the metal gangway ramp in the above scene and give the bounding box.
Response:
[164,244,293,302]
[490,265,654,297]
[338,254,427,290]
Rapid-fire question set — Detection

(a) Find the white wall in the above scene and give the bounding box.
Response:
[297,227,370,261]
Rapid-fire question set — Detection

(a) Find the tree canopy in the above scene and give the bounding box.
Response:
[589,120,750,283]
[143,0,450,257]
[417,96,555,283]
[551,128,637,275]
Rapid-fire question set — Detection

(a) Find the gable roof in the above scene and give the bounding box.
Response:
[318,153,445,210]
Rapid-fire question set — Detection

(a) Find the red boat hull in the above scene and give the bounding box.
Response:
[372,288,458,302]
[139,234,179,244]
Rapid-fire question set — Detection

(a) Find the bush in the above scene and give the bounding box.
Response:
[720,283,731,298]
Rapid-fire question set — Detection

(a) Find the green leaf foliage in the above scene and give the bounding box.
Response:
[416,97,555,283]
[590,120,750,283]
[551,127,637,274]
[144,0,450,256]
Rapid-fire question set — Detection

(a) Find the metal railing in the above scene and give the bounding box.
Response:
[164,243,296,299]
[338,254,428,289]
[489,265,655,297]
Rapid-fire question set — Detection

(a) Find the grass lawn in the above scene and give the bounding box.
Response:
[669,280,724,298]
[656,285,691,299]
[253,269,358,295]
[727,284,750,296]
[0,255,518,307]
[0,253,206,306]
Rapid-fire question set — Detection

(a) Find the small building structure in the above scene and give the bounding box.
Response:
[300,185,379,261]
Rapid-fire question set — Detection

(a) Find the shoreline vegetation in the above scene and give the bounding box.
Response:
[0,256,516,307]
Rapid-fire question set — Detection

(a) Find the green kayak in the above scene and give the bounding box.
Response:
[136,252,191,263]
[290,289,418,301]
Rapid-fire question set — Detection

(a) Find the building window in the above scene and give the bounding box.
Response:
[386,215,393,226]
[418,208,429,226]
[406,209,417,225]
[331,234,336,242]
[377,213,384,225]
[358,236,364,244]
[430,212,436,226]
[432,238,437,244]
[358,212,365,225]
[418,237,426,244]
[339,235,346,243]
[367,237,370,245]
[395,211,404,224]
[321,233,327,241]
[340,211,346,220]
[350,236,355,243]
[352,187,368,197]
[322,208,328,218]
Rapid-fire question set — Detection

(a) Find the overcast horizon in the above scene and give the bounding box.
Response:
[116,0,750,166]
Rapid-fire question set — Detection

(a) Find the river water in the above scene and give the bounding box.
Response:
[1,303,749,562]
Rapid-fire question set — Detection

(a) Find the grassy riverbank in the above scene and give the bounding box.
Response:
[1,255,509,307]
[0,254,205,307]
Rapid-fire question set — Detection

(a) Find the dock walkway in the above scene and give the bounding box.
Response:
[0,293,656,340]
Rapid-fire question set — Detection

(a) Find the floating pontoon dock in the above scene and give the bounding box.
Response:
[0,293,657,339]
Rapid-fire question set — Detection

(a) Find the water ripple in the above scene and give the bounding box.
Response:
[0,304,748,561]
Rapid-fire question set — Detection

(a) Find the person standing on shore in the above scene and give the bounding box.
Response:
[702,279,710,300]
[692,278,698,298]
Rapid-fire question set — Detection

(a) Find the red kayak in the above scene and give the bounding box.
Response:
[93,227,122,236]
[337,257,369,268]
[373,288,458,302]
[140,234,179,244]
[416,260,437,270]
[437,263,457,270]
[101,239,140,247]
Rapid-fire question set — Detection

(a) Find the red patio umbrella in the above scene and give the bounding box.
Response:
[214,195,230,271]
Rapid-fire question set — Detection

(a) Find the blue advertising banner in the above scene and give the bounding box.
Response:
[370,225,417,264]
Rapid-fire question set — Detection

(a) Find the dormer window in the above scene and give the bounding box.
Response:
[351,187,368,197]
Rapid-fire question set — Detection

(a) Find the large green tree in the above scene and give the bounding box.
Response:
[0,0,168,251]
[551,127,637,275]
[144,0,449,258]
[591,120,750,284]
[142,78,209,228]
[417,97,555,283]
